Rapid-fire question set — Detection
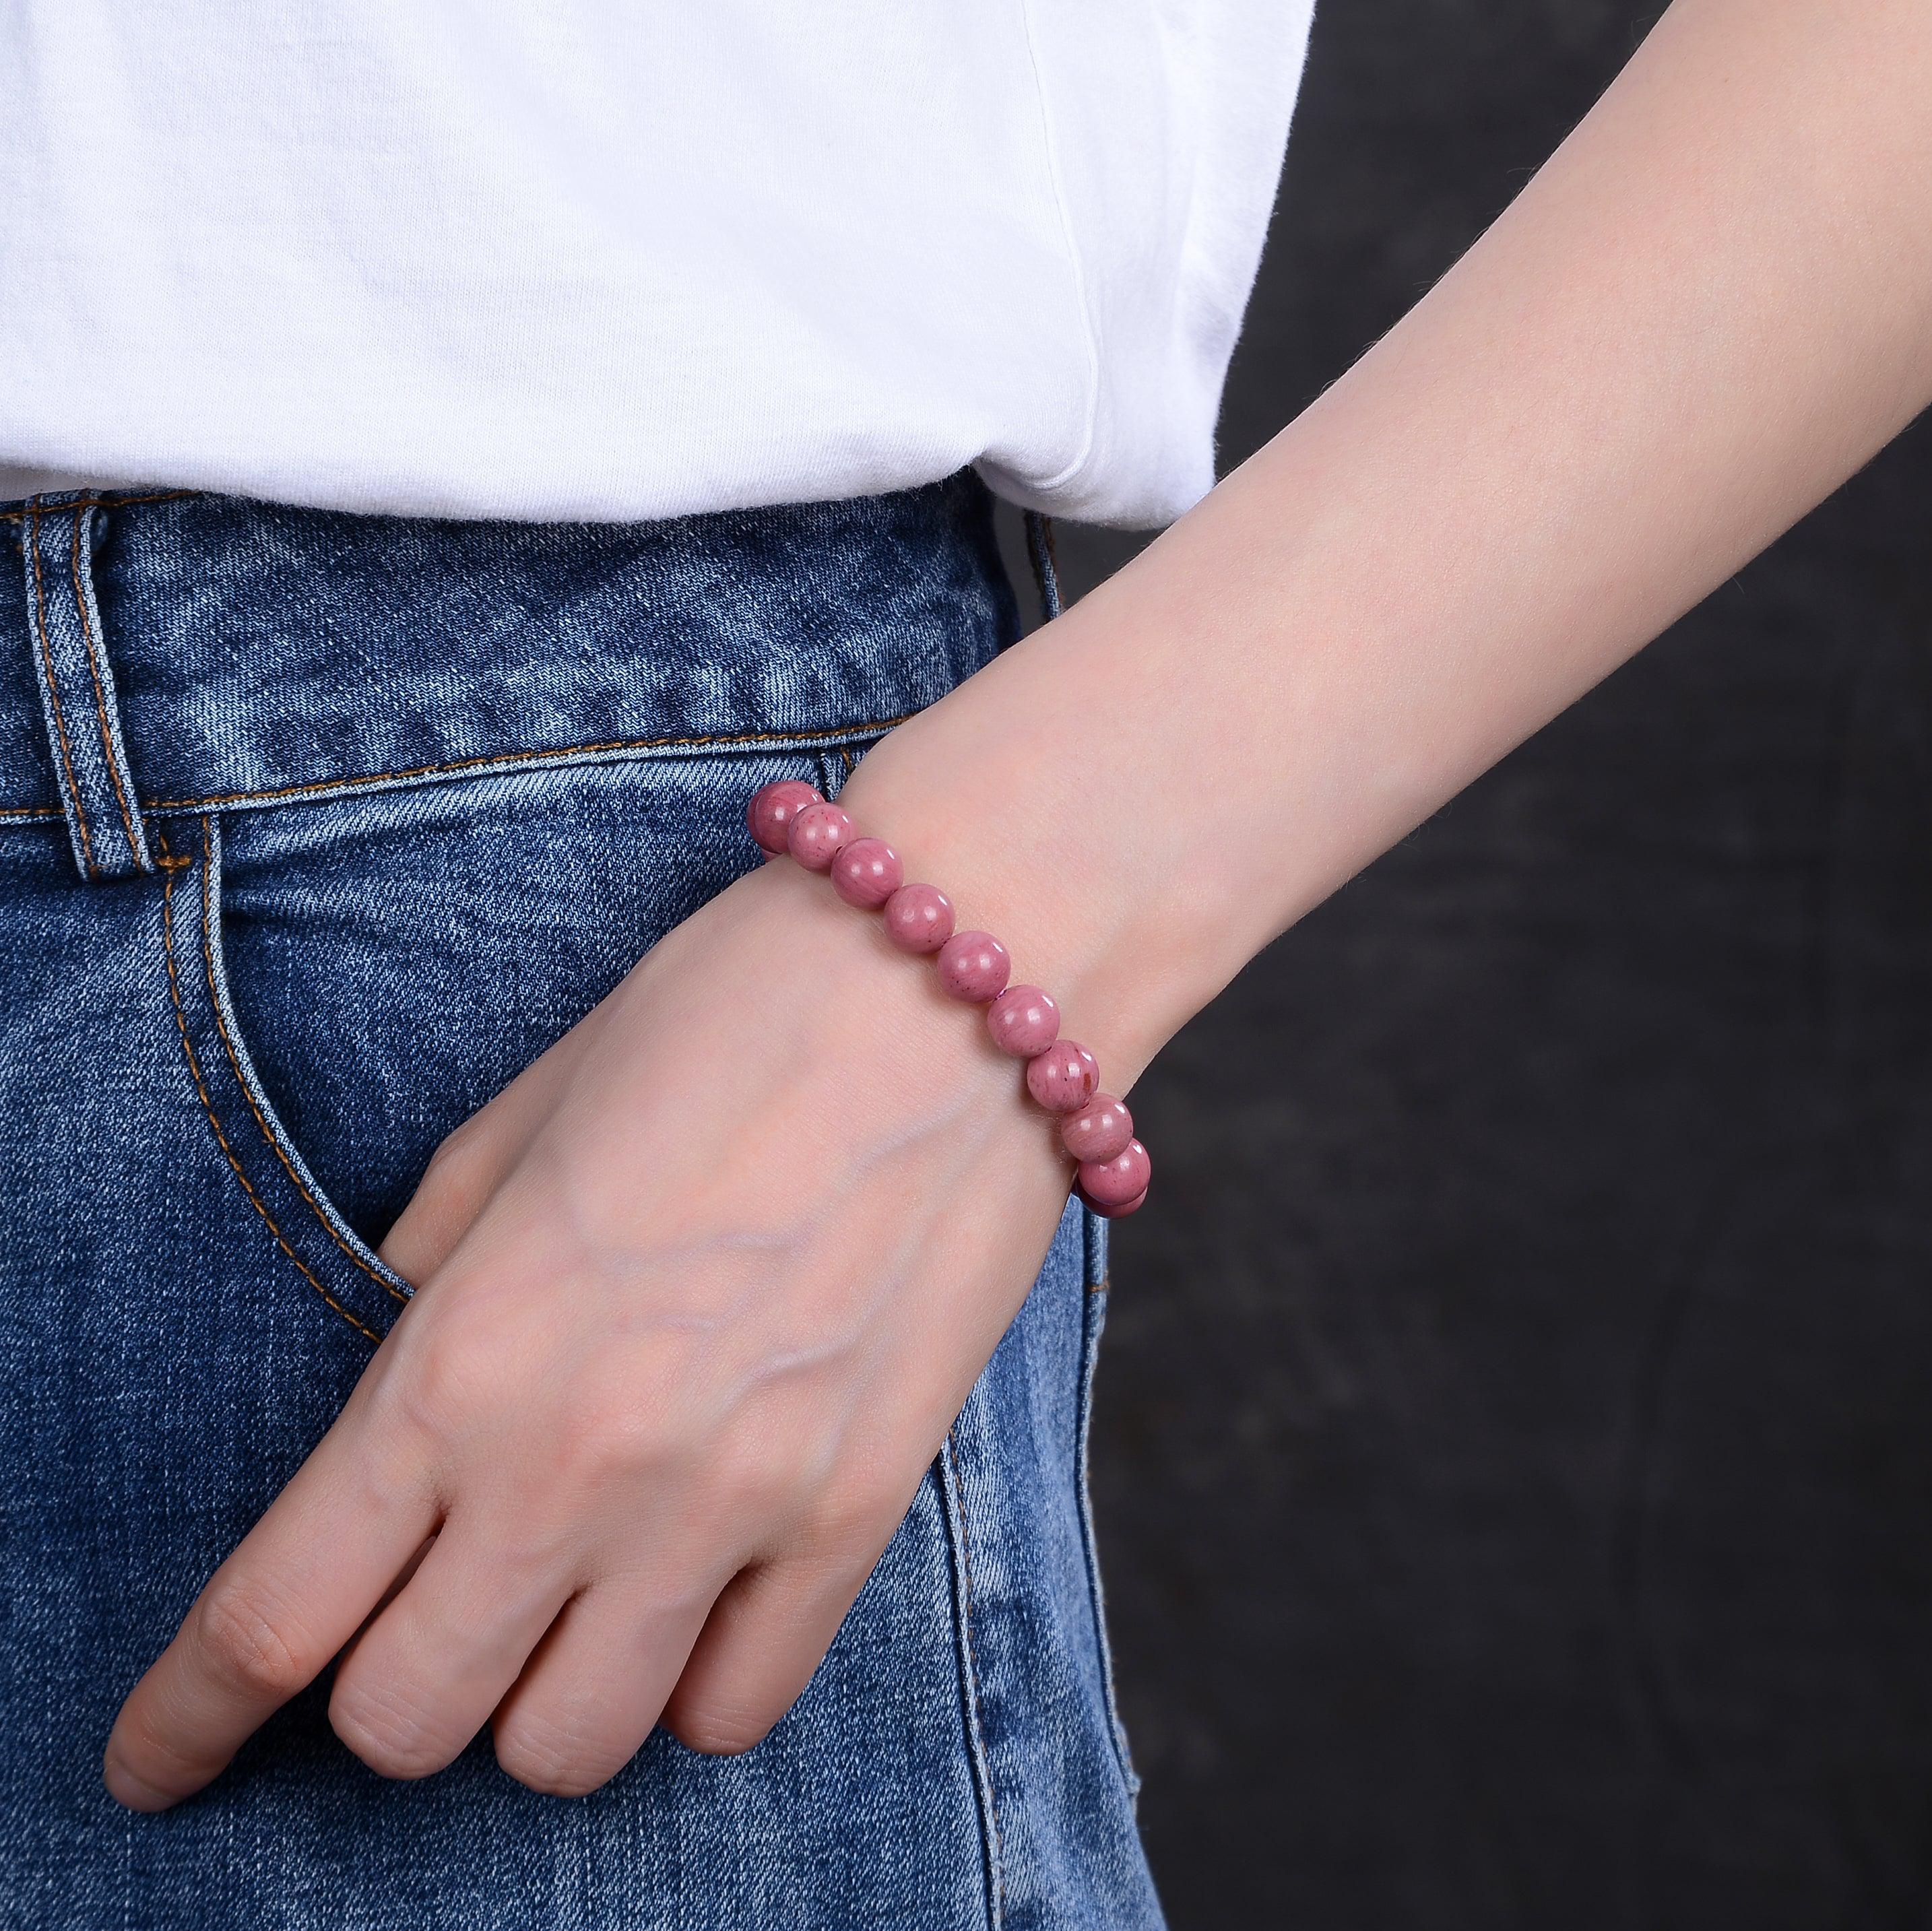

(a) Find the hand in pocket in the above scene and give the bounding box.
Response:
[104,854,1073,1803]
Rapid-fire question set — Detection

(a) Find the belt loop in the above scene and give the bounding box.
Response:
[18,492,152,880]
[1024,511,1062,625]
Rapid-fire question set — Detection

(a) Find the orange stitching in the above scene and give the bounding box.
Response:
[139,714,913,813]
[0,805,62,820]
[946,1429,1006,1926]
[71,502,143,867]
[26,523,96,876]
[0,490,196,523]
[196,818,406,1303]
[157,828,381,1345]
[1087,1272,1110,1295]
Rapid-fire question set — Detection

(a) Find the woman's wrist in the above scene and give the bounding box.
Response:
[748,777,1155,1212]
[833,595,1239,1090]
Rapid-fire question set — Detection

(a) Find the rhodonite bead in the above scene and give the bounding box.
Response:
[883,882,955,953]
[787,801,856,872]
[831,837,903,909]
[1027,1039,1098,1113]
[1060,1094,1132,1164]
[1078,1138,1151,1209]
[986,984,1060,1057]
[1077,1181,1147,1219]
[936,930,1010,1003]
[746,778,824,856]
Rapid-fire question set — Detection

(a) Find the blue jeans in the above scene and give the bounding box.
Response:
[0,478,1160,1930]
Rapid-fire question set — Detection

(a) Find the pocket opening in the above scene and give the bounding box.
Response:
[156,816,411,1344]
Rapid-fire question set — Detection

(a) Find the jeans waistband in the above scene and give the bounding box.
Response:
[1,474,1016,881]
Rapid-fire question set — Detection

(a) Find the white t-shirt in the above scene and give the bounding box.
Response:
[0,4,1312,528]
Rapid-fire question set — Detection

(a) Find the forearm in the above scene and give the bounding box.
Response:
[843,0,1932,1076]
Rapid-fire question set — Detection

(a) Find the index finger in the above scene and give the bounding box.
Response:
[103,1411,436,1811]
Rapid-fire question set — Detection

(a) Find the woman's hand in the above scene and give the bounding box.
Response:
[102,850,1078,1806]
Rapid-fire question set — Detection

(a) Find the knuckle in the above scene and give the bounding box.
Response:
[193,1581,312,1700]
[329,1676,456,1781]
[493,1716,615,1799]
[804,1472,907,1555]
[386,1323,506,1450]
[553,1399,687,1489]
[670,1694,780,1759]
[709,1440,804,1527]
[550,1412,636,1486]
[420,1115,492,1195]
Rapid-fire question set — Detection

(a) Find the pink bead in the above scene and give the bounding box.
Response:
[831,837,903,909]
[787,801,856,872]
[936,930,1010,1003]
[1077,1181,1147,1220]
[1078,1138,1151,1208]
[1027,1039,1099,1113]
[883,882,955,953]
[986,984,1060,1058]
[746,778,825,855]
[1061,1094,1132,1164]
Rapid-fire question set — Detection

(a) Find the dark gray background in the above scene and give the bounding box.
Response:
[1037,3,1932,1924]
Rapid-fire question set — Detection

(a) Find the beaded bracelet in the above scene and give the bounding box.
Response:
[747,778,1150,1218]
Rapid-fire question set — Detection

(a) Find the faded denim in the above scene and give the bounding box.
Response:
[0,478,1160,1930]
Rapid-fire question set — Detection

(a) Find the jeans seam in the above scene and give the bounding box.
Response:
[156,824,383,1346]
[941,1429,1005,1931]
[138,715,915,814]
[195,815,409,1305]
[0,490,198,521]
[69,501,148,870]
[25,521,96,877]
[1074,1275,1140,1798]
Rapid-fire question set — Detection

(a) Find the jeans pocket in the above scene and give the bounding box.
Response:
[154,814,412,1344]
[177,741,874,1344]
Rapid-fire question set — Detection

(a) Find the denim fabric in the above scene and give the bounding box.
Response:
[0,479,1160,1930]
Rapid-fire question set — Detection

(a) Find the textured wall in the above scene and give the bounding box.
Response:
[1049,4,1932,1924]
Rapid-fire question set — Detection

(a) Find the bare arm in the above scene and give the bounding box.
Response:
[849,0,1932,1074]
[106,0,1932,1808]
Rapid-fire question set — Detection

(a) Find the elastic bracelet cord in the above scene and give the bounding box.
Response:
[747,779,1151,1217]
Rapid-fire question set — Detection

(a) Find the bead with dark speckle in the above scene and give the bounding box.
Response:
[1027,1039,1099,1112]
[1076,1180,1147,1219]
[1078,1138,1151,1208]
[787,801,856,872]
[883,882,955,953]
[936,930,1011,1002]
